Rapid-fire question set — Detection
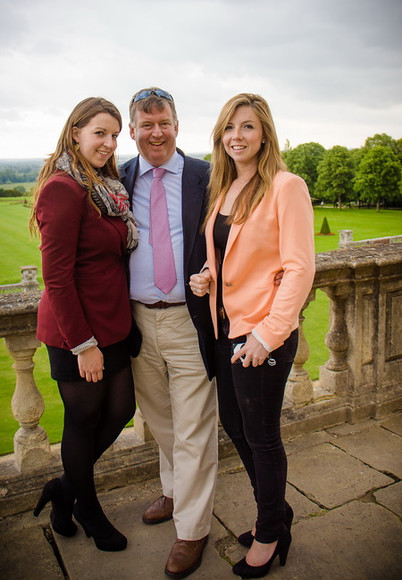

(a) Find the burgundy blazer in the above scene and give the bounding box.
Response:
[36,172,131,350]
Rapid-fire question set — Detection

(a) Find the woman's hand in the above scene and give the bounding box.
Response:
[231,333,270,367]
[190,268,211,297]
[77,347,104,383]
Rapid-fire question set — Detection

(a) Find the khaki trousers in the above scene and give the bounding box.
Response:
[131,301,218,540]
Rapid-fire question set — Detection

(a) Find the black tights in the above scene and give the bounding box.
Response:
[57,365,135,513]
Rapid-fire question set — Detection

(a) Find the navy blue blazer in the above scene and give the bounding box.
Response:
[119,150,215,380]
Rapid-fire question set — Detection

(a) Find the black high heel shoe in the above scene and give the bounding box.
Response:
[34,478,77,537]
[232,530,292,578]
[238,504,294,548]
[73,504,127,552]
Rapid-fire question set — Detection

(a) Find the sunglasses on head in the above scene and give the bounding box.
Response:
[132,89,173,104]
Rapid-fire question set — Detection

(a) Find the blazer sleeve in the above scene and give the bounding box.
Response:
[36,177,94,349]
[254,174,315,350]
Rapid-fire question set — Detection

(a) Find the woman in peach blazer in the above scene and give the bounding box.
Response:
[190,93,315,579]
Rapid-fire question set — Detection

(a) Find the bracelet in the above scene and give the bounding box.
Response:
[71,336,98,355]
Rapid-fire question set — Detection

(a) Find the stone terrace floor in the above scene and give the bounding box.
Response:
[1,413,401,580]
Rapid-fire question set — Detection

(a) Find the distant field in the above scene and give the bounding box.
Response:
[0,181,36,192]
[0,201,401,455]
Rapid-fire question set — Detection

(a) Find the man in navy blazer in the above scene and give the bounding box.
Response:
[119,88,217,578]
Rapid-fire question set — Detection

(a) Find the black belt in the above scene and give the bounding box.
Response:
[136,301,186,310]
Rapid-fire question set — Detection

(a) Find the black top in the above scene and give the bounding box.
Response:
[213,212,231,336]
[213,212,231,255]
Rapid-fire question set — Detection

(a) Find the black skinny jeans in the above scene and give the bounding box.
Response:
[215,328,298,543]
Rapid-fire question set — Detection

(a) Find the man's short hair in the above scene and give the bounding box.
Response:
[129,87,178,125]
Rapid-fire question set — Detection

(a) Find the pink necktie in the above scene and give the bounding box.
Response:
[149,168,177,294]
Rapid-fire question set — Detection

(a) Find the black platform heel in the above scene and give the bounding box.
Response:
[232,529,292,578]
[238,504,294,548]
[73,504,127,552]
[34,478,77,537]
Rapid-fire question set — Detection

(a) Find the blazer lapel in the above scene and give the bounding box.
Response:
[207,198,245,260]
[181,155,206,270]
[225,221,244,257]
[120,157,139,209]
[205,203,220,279]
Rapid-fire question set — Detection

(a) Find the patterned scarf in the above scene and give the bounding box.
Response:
[56,151,138,252]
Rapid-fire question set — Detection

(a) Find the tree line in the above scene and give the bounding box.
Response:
[282,133,402,211]
[0,186,28,197]
[0,159,43,185]
[1,134,401,210]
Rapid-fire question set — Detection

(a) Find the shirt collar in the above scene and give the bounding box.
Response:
[138,150,180,177]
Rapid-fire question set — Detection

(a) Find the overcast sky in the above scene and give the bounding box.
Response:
[1,0,401,159]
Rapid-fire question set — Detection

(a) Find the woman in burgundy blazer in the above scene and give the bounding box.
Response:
[31,97,138,552]
[190,93,315,578]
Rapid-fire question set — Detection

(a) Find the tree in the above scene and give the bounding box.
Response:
[315,146,355,208]
[284,142,326,196]
[350,147,365,171]
[354,145,401,211]
[319,217,332,234]
[364,133,402,164]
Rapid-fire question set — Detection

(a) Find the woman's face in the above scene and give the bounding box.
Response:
[222,105,264,169]
[72,112,120,168]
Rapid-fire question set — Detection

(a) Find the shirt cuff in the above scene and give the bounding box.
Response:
[252,329,272,353]
[71,336,98,355]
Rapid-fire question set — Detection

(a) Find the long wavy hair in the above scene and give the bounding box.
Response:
[204,93,286,228]
[30,97,122,233]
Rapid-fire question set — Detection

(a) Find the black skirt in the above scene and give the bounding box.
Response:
[46,340,131,382]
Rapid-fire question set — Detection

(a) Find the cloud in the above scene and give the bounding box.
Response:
[0,0,401,157]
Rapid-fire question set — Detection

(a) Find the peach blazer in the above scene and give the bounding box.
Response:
[205,170,315,351]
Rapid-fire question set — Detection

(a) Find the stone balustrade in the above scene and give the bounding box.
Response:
[283,243,401,435]
[1,247,401,517]
[0,265,40,294]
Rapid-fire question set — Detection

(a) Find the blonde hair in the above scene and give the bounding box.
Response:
[30,97,122,234]
[204,93,286,228]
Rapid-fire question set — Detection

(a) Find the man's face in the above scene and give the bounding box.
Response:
[129,104,178,167]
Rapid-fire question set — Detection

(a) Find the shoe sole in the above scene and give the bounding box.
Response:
[142,514,173,525]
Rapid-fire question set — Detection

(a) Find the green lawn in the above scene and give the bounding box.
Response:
[0,198,42,285]
[0,202,401,455]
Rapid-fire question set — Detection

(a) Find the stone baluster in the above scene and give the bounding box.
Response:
[20,266,40,291]
[133,407,153,442]
[285,289,315,407]
[319,284,350,396]
[4,333,52,473]
[338,229,354,247]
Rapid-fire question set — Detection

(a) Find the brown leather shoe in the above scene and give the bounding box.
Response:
[165,535,209,578]
[142,495,173,525]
